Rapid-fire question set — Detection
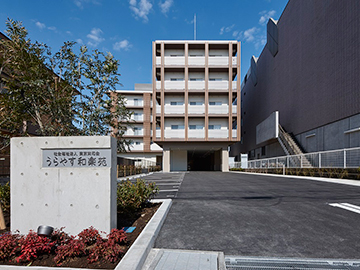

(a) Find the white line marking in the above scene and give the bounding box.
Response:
[166,195,175,198]
[329,203,360,214]
[159,189,178,192]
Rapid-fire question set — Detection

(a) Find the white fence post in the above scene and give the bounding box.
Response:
[300,155,303,168]
[344,149,346,169]
[319,153,321,168]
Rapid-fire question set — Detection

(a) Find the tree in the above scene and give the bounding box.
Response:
[0,19,131,151]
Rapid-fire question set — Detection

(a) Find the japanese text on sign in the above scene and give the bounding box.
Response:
[42,149,111,168]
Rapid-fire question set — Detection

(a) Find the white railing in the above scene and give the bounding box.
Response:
[134,159,157,168]
[164,105,185,114]
[156,105,161,114]
[188,56,205,66]
[208,81,228,90]
[164,81,185,90]
[208,56,228,66]
[129,144,143,151]
[131,115,143,121]
[188,105,205,114]
[156,130,161,138]
[232,106,237,114]
[232,130,237,138]
[156,57,161,65]
[188,129,205,138]
[126,100,143,107]
[150,143,162,151]
[232,57,237,66]
[188,81,205,90]
[208,105,228,114]
[164,56,185,66]
[232,81,238,90]
[165,130,185,138]
[244,147,360,169]
[156,81,161,90]
[208,129,228,138]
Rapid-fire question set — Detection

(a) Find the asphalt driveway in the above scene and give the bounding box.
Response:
[152,171,360,259]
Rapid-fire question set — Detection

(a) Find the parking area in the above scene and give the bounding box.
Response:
[153,171,360,259]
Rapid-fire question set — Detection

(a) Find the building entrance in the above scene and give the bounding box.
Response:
[187,149,221,171]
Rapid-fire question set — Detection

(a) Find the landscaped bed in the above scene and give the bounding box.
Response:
[0,179,160,269]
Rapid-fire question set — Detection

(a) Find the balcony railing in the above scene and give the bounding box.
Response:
[232,81,238,90]
[232,130,237,138]
[208,81,229,90]
[131,115,143,121]
[208,129,229,138]
[130,144,143,151]
[164,56,185,66]
[124,130,143,136]
[156,57,161,65]
[208,105,228,114]
[208,56,228,66]
[188,105,205,114]
[188,56,205,66]
[126,100,143,107]
[164,105,185,114]
[155,105,161,114]
[232,57,237,66]
[188,81,205,90]
[188,129,205,138]
[156,130,161,138]
[165,130,185,138]
[164,81,185,90]
[156,81,161,90]
[232,106,237,114]
[150,143,162,151]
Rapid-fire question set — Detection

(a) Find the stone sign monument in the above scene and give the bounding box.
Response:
[11,136,117,235]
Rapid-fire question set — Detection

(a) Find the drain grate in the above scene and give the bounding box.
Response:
[225,257,360,270]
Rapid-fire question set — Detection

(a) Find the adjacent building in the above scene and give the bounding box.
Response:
[116,84,162,167]
[230,0,360,161]
[152,40,241,171]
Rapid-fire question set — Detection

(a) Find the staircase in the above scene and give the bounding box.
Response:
[278,125,312,168]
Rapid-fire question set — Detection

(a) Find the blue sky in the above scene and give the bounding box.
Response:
[0,0,288,90]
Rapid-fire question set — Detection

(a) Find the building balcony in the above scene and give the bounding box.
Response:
[188,81,205,90]
[188,56,205,66]
[208,57,228,66]
[232,106,237,114]
[156,57,161,66]
[124,130,143,137]
[164,56,185,66]
[164,105,185,114]
[129,144,143,151]
[232,81,238,90]
[188,129,205,138]
[164,81,185,90]
[130,115,143,122]
[232,57,237,66]
[208,105,229,114]
[208,81,229,90]
[188,105,205,114]
[126,100,143,107]
[208,129,229,138]
[165,130,185,138]
[232,130,237,138]
[150,143,162,151]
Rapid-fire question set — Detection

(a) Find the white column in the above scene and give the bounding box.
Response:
[221,148,229,172]
[163,149,170,172]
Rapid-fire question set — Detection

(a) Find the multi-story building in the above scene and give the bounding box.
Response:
[116,84,162,167]
[152,40,241,172]
[230,0,360,161]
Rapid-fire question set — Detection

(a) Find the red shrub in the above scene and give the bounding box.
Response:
[0,233,22,261]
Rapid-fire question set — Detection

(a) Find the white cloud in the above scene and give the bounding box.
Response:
[259,10,276,25]
[219,24,235,35]
[47,26,56,31]
[74,0,101,9]
[113,40,132,51]
[129,0,153,22]
[87,28,104,47]
[76,38,83,45]
[243,27,258,42]
[35,21,46,30]
[159,0,173,15]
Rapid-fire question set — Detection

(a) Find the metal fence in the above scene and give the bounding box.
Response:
[232,147,360,169]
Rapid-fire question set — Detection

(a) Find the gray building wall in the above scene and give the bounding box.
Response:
[231,0,360,159]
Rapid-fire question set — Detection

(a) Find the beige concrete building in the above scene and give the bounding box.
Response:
[152,40,241,172]
[116,84,162,167]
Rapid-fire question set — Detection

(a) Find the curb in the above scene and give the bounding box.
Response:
[0,199,172,270]
[115,199,172,270]
[117,172,154,182]
[229,171,360,187]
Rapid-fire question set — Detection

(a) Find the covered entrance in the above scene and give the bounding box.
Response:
[187,149,221,171]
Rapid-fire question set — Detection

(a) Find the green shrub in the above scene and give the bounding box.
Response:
[117,179,159,212]
[229,168,244,171]
[0,182,10,211]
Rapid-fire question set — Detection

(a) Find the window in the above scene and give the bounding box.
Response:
[135,142,141,145]
[209,101,222,106]
[170,101,184,105]
[170,78,184,81]
[209,78,222,81]
[189,125,203,130]
[208,125,221,130]
[134,98,140,106]
[261,146,266,156]
[189,101,203,105]
[189,78,203,81]
[171,125,184,130]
